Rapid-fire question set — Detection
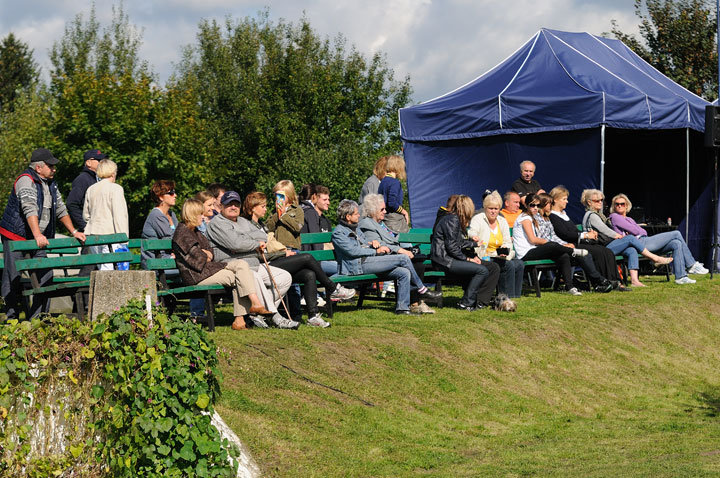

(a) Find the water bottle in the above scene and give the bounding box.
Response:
[115,244,130,270]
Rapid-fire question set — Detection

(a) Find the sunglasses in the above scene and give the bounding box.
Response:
[165,190,177,196]
[590,198,603,203]
[380,208,386,212]
[528,203,539,208]
[614,202,626,207]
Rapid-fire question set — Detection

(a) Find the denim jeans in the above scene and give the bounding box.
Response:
[440,259,500,306]
[606,235,645,270]
[639,231,695,278]
[495,258,524,298]
[320,260,338,277]
[359,254,421,311]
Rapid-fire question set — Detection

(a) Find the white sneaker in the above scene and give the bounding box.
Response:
[307,314,331,328]
[317,295,326,307]
[410,301,436,314]
[300,297,307,306]
[567,287,583,296]
[571,248,588,257]
[330,285,356,301]
[675,276,696,285]
[248,314,269,328]
[271,313,300,329]
[688,262,709,274]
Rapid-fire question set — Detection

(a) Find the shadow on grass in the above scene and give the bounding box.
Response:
[696,385,720,417]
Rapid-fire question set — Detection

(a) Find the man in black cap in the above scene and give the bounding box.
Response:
[66,149,106,232]
[0,148,86,320]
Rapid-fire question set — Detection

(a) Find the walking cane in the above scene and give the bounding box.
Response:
[260,247,291,319]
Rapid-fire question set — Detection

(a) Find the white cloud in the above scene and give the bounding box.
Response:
[0,0,641,102]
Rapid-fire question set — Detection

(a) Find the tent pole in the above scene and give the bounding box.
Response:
[686,128,690,238]
[600,125,606,193]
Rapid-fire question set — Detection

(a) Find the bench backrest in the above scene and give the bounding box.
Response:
[11,233,131,272]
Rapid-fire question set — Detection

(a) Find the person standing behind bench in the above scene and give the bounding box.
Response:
[377,155,410,234]
[359,156,387,205]
[0,148,86,320]
[66,149,103,275]
[82,159,128,270]
[511,160,545,206]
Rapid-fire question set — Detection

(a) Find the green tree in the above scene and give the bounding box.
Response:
[48,4,218,234]
[610,0,718,99]
[0,32,39,111]
[177,12,411,213]
[0,89,53,212]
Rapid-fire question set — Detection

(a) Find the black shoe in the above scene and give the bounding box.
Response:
[593,279,613,293]
[456,302,478,312]
[419,289,442,301]
[395,309,420,315]
[617,285,632,292]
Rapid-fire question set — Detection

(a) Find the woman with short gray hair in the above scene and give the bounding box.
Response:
[358,194,438,314]
[332,198,440,315]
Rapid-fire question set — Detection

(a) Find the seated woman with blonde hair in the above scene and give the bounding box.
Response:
[172,199,272,331]
[608,193,708,284]
[468,190,524,298]
[266,180,304,251]
[581,189,672,287]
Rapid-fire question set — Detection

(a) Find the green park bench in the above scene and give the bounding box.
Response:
[10,233,134,319]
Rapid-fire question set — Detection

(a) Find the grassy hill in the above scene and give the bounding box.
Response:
[209,276,720,477]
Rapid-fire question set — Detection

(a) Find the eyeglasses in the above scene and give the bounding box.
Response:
[528,203,539,208]
[380,208,386,212]
[165,190,177,196]
[590,198,603,203]
[614,202,626,207]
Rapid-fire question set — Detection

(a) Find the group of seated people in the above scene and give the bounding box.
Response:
[136,157,709,330]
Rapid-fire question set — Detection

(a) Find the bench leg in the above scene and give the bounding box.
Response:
[357,284,368,309]
[531,267,541,298]
[325,295,334,318]
[204,292,215,332]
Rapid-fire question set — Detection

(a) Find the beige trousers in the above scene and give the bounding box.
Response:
[255,264,292,313]
[197,259,256,316]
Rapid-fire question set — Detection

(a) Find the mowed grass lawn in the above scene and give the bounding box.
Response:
[208,275,720,477]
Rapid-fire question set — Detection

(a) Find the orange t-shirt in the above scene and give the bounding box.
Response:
[501,209,521,228]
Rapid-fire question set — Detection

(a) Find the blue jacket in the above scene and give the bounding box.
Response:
[377,176,404,212]
[358,217,412,253]
[331,222,377,275]
[0,168,58,240]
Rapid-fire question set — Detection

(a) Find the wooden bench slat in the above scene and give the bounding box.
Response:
[142,239,172,250]
[8,233,129,252]
[146,257,177,270]
[299,232,332,244]
[16,252,135,271]
[22,280,90,296]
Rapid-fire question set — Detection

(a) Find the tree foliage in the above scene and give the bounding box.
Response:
[0,33,39,111]
[610,0,718,99]
[47,5,219,233]
[177,12,412,212]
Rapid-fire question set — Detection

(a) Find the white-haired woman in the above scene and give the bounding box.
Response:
[581,189,672,287]
[468,190,524,298]
[82,159,129,269]
[359,193,437,314]
[609,193,708,284]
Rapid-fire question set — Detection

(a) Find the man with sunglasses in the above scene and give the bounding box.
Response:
[1,148,86,319]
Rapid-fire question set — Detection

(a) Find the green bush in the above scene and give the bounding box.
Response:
[0,301,237,477]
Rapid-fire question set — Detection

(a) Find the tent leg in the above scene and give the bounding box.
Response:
[600,124,606,193]
[686,128,690,238]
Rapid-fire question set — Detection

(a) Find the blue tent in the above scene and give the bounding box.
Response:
[399,28,713,258]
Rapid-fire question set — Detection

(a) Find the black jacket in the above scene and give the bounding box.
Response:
[548,213,581,244]
[431,213,477,268]
[66,166,97,231]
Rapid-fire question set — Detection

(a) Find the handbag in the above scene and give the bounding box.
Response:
[265,232,287,253]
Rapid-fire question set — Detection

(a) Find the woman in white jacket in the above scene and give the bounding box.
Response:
[468,191,524,298]
[82,159,129,269]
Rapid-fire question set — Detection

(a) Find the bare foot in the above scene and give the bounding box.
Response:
[631,281,646,287]
[654,257,673,267]
[232,316,247,330]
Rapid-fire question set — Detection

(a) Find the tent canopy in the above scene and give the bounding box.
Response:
[400,28,707,142]
[399,28,711,233]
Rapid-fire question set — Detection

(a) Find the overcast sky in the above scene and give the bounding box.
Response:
[0,0,640,103]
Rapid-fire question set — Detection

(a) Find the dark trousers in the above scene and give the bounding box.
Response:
[522,243,574,289]
[441,259,500,307]
[494,257,525,298]
[2,236,51,320]
[578,243,620,281]
[270,253,336,316]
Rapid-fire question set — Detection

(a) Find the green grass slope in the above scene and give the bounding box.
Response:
[210,276,720,477]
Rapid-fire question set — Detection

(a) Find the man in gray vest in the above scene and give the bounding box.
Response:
[0,148,86,320]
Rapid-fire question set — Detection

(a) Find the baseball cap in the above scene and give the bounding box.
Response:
[220,191,242,205]
[84,149,108,161]
[30,148,59,165]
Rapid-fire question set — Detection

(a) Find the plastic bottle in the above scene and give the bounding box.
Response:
[115,244,130,270]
